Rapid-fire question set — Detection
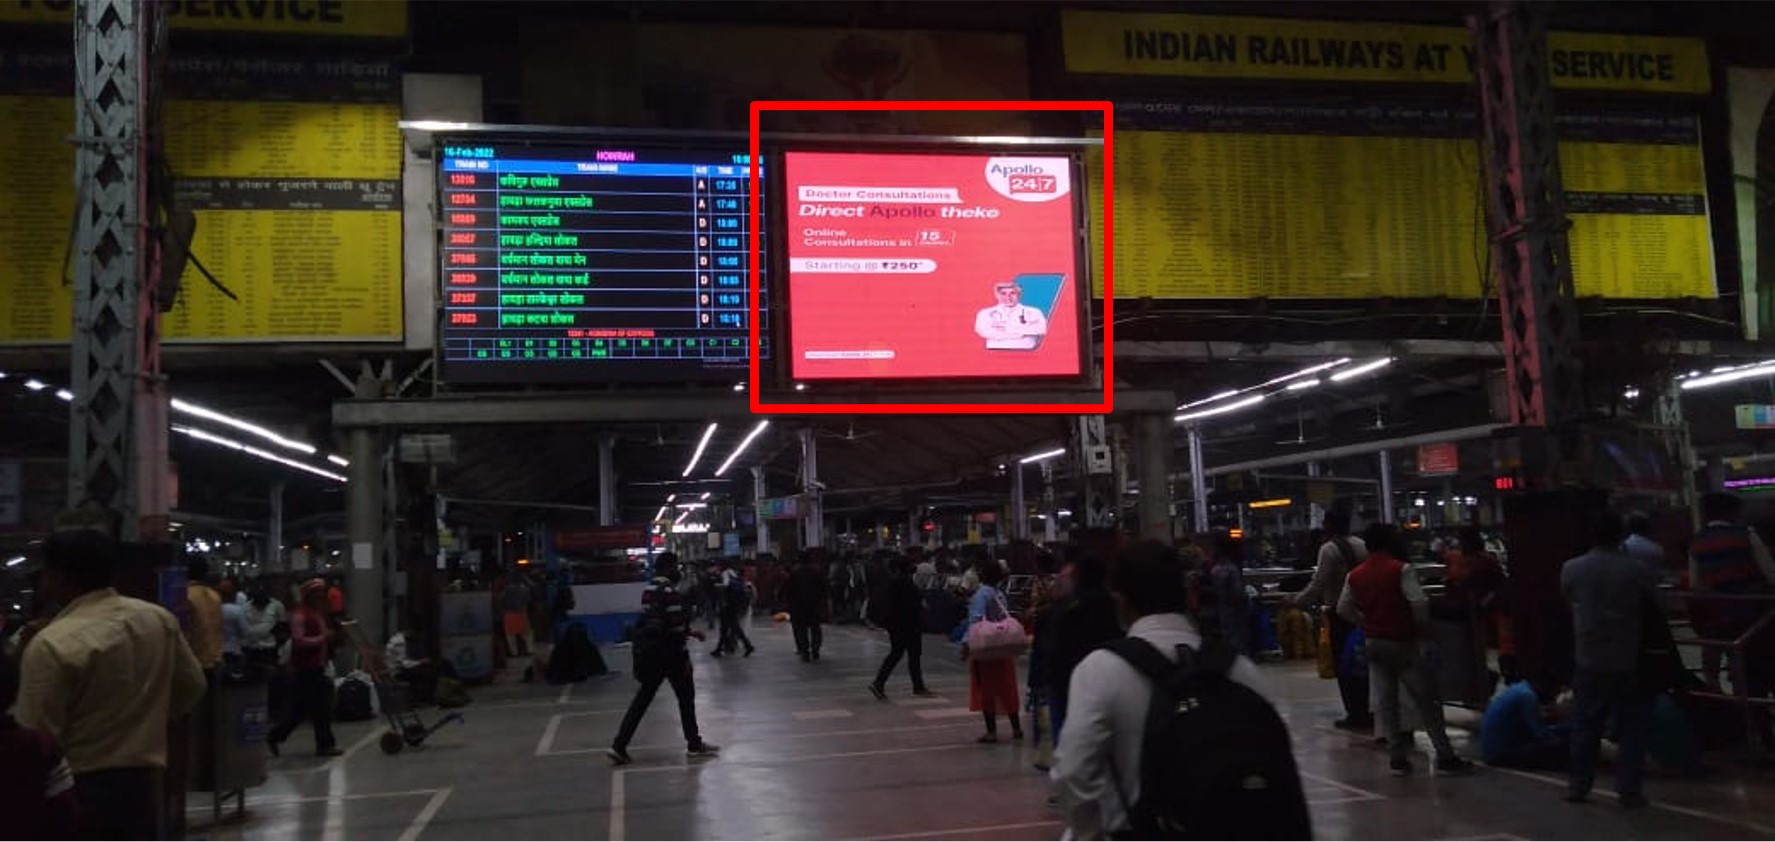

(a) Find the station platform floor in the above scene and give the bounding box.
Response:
[192,618,1775,841]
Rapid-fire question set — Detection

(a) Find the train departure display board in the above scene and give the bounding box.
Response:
[1088,100,1715,300]
[438,142,767,384]
[1,50,403,344]
[782,151,1084,382]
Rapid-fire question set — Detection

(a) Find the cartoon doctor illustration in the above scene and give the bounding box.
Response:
[973,280,1048,350]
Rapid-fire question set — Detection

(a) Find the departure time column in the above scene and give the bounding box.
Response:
[708,164,750,360]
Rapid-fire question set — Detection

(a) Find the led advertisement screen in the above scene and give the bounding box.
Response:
[782,150,1083,382]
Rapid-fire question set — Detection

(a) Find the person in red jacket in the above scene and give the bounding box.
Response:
[266,579,341,758]
[1338,522,1474,778]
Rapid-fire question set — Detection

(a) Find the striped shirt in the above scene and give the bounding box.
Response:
[640,578,691,649]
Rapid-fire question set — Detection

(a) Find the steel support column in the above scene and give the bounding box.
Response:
[1187,427,1209,534]
[1307,462,1325,530]
[1378,449,1397,523]
[751,465,770,555]
[267,481,284,569]
[1134,412,1172,542]
[346,377,383,639]
[70,0,169,541]
[1041,462,1058,542]
[800,427,823,548]
[1472,1,1583,441]
[1010,463,1027,541]
[598,434,616,527]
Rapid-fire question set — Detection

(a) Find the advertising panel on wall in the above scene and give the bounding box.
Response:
[780,149,1085,383]
[1061,9,1722,304]
[1730,68,1775,338]
[0,47,404,344]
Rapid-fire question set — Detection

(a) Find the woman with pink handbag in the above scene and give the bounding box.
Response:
[963,561,1026,743]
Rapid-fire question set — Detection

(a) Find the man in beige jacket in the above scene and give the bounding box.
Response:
[16,529,208,840]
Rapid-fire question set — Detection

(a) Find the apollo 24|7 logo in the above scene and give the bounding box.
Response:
[984,157,1072,203]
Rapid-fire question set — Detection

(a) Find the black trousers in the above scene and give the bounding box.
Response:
[269,666,336,751]
[792,617,823,657]
[614,656,703,750]
[874,628,926,691]
[717,610,752,653]
[76,767,163,840]
[1329,612,1371,722]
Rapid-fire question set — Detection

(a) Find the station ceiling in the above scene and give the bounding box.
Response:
[10,339,1775,535]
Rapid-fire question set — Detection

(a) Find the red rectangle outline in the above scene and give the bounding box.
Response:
[749,99,1113,416]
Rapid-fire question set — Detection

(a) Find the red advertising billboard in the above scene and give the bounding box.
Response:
[781,150,1083,382]
[1417,442,1459,477]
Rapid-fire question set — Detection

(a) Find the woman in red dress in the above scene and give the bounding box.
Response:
[965,561,1023,743]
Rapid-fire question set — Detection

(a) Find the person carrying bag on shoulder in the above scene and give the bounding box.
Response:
[963,562,1026,743]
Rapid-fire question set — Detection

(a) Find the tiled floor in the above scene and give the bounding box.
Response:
[192,618,1775,840]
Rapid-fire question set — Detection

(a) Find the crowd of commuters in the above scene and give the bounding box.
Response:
[0,526,473,838]
[5,486,1770,838]
[601,489,1775,834]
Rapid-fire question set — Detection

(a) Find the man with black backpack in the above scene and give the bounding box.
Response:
[608,554,719,766]
[1053,540,1310,841]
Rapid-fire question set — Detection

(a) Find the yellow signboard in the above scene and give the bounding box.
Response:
[163,99,401,180]
[1087,120,1715,300]
[0,0,407,38]
[1062,10,1710,95]
[0,95,402,343]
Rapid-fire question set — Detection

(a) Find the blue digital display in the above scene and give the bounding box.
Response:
[438,142,767,385]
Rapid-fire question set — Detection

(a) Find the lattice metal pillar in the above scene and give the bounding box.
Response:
[69,0,169,540]
[1075,416,1115,528]
[1472,1,1583,441]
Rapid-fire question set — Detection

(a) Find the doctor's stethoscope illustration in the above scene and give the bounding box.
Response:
[973,280,1049,350]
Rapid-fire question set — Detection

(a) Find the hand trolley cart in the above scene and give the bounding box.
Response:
[340,620,465,754]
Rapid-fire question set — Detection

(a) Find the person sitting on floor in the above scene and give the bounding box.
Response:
[385,627,438,705]
[547,622,609,685]
[1480,673,1570,770]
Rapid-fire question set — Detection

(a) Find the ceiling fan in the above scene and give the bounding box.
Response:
[1275,410,1327,446]
[820,421,883,442]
